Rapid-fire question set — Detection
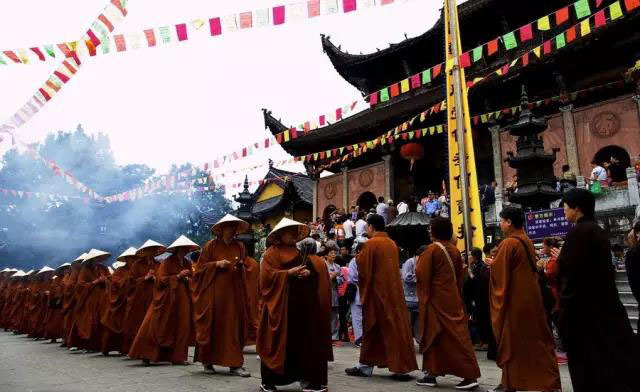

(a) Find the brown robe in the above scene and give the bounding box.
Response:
[417,241,481,379]
[4,280,24,331]
[67,263,111,351]
[1,280,20,330]
[490,230,561,391]
[256,245,332,386]
[62,267,80,341]
[356,232,418,374]
[244,256,260,346]
[100,266,130,354]
[192,239,248,367]
[122,258,156,354]
[0,274,8,328]
[44,276,65,339]
[129,255,194,363]
[30,278,52,338]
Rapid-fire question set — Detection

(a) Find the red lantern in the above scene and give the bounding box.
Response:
[400,142,424,171]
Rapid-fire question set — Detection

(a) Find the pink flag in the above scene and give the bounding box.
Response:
[308,0,320,17]
[176,23,188,41]
[381,0,394,4]
[273,5,285,25]
[239,12,253,28]
[209,17,222,36]
[343,0,356,12]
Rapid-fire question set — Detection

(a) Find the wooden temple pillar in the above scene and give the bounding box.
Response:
[560,105,580,175]
[489,125,503,191]
[633,80,640,126]
[341,166,349,211]
[312,179,318,220]
[382,154,393,201]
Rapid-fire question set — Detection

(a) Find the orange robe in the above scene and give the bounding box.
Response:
[44,276,65,339]
[244,256,260,346]
[129,255,194,363]
[4,281,23,331]
[490,230,561,391]
[0,275,8,328]
[256,246,332,386]
[192,239,249,367]
[122,258,156,354]
[356,232,418,374]
[417,241,481,379]
[31,279,52,338]
[62,267,80,341]
[100,266,129,354]
[1,280,19,330]
[67,264,110,351]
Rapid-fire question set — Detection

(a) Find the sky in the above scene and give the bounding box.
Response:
[0,0,450,195]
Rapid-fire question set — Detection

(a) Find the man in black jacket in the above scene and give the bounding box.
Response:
[555,188,640,392]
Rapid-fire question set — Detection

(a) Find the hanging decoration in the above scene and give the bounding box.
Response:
[400,142,424,170]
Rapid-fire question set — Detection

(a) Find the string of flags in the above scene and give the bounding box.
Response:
[0,0,128,136]
[272,101,360,143]
[0,0,409,67]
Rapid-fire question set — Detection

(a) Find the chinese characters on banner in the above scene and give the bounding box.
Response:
[444,0,485,252]
[525,208,574,241]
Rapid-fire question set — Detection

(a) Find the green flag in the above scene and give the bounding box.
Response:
[44,45,56,58]
[503,32,517,50]
[421,69,431,84]
[159,26,172,43]
[556,33,566,49]
[609,1,623,20]
[380,88,390,102]
[0,54,6,65]
[472,46,483,62]
[574,0,591,19]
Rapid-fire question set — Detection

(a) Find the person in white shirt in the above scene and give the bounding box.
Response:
[397,200,409,215]
[590,160,607,183]
[355,211,367,240]
[342,216,354,249]
[375,196,388,223]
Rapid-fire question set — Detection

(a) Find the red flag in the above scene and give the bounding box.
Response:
[596,0,603,6]
[114,34,126,52]
[343,0,356,12]
[410,74,420,89]
[176,23,188,41]
[473,116,479,125]
[432,63,442,78]
[543,40,552,55]
[519,24,533,42]
[62,60,77,74]
[86,29,101,47]
[369,92,378,106]
[242,147,248,157]
[3,51,21,63]
[566,26,577,42]
[38,88,51,101]
[46,80,60,92]
[69,51,81,65]
[487,39,499,56]
[319,115,326,126]
[111,0,127,16]
[56,44,72,57]
[276,133,283,144]
[53,71,69,83]
[522,52,529,66]
[501,63,510,75]
[626,0,640,10]
[389,83,400,97]
[210,18,222,36]
[594,10,606,27]
[308,0,320,17]
[273,6,285,25]
[85,39,96,56]
[144,29,157,46]
[290,128,298,139]
[556,7,569,25]
[336,107,343,120]
[98,14,114,32]
[460,51,471,68]
[30,47,45,61]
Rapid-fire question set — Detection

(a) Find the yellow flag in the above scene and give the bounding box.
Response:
[400,79,410,93]
[537,15,551,30]
[533,46,541,57]
[580,19,591,36]
[444,0,485,252]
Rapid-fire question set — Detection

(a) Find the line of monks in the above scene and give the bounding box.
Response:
[0,213,562,392]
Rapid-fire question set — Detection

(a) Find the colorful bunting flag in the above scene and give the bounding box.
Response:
[472,46,483,62]
[574,0,592,19]
[519,24,533,42]
[538,15,551,30]
[610,1,624,19]
[502,32,517,50]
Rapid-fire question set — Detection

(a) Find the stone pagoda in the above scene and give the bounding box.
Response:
[504,86,561,210]
[233,175,256,245]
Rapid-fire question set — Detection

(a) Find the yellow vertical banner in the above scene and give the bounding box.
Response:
[444,0,485,252]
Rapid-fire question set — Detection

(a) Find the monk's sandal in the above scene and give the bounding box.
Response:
[455,379,479,390]
[230,367,251,377]
[416,373,437,387]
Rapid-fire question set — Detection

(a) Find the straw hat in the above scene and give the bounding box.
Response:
[24,270,34,276]
[136,240,166,255]
[11,270,25,278]
[73,253,88,263]
[56,262,71,270]
[267,218,310,243]
[116,247,138,261]
[1,268,13,273]
[112,261,126,270]
[211,214,249,236]
[167,235,200,252]
[37,266,54,274]
[83,249,111,264]
[108,267,114,274]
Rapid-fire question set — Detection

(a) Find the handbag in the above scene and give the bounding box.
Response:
[589,180,603,195]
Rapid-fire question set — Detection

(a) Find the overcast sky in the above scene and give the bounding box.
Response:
[0,0,451,193]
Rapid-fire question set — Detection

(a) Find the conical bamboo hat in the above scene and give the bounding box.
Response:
[211,214,249,236]
[267,217,310,243]
[167,235,200,252]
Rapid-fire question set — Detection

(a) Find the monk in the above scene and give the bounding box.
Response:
[489,206,561,392]
[239,237,260,346]
[415,217,480,389]
[17,271,35,334]
[67,249,112,353]
[345,214,418,379]
[122,240,163,355]
[129,235,196,365]
[257,219,333,392]
[30,267,55,339]
[100,249,136,355]
[1,270,23,331]
[62,254,85,348]
[0,268,15,329]
[43,263,70,343]
[192,214,251,377]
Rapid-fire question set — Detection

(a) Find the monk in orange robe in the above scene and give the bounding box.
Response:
[30,267,55,339]
[415,217,480,389]
[0,269,14,329]
[239,238,260,346]
[44,264,70,343]
[62,255,84,348]
[257,219,333,392]
[0,270,20,330]
[122,240,163,355]
[129,235,196,365]
[192,214,251,377]
[67,249,112,353]
[4,271,27,332]
[345,214,417,379]
[18,271,35,334]
[489,207,561,392]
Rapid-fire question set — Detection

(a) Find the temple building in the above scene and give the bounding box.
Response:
[242,162,313,229]
[263,0,640,242]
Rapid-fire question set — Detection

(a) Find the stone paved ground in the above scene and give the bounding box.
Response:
[0,332,573,392]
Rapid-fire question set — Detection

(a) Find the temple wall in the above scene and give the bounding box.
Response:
[347,162,386,208]
[317,173,343,217]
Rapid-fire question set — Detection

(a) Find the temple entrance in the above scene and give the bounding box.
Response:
[593,145,630,183]
[394,135,447,205]
[357,192,377,213]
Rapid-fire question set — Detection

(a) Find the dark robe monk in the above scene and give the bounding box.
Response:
[193,219,250,375]
[556,189,640,392]
[18,274,35,334]
[44,269,67,342]
[67,258,111,352]
[416,218,480,389]
[490,207,561,392]
[30,271,54,339]
[122,248,160,354]
[345,214,417,378]
[0,271,10,328]
[0,274,20,330]
[100,263,129,354]
[243,255,260,346]
[257,222,332,392]
[129,239,195,365]
[62,262,81,346]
